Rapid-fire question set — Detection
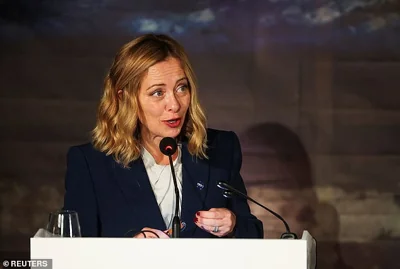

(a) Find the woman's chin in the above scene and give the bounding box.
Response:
[163,128,181,138]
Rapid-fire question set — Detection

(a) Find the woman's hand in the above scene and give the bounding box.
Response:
[133,227,170,238]
[194,208,236,237]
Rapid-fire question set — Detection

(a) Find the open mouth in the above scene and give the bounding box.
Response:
[163,118,181,127]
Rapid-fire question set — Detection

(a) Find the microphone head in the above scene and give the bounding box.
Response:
[217,181,230,191]
[222,191,233,199]
[217,181,233,198]
[159,137,177,156]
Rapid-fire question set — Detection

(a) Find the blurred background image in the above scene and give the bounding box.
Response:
[1,1,399,268]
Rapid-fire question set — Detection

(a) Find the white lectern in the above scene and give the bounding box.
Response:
[31,231,316,269]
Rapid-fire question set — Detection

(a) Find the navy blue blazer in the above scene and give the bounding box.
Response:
[63,128,263,238]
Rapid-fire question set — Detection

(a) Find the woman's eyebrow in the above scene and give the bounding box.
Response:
[146,77,187,91]
[145,83,165,91]
[175,77,188,83]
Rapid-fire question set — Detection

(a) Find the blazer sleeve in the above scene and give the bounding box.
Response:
[228,132,264,238]
[63,146,100,237]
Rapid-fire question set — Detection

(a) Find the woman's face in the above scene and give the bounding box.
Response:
[138,57,191,144]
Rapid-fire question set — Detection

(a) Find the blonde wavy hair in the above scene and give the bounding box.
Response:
[91,34,208,168]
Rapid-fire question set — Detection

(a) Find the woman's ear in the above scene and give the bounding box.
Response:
[117,89,123,99]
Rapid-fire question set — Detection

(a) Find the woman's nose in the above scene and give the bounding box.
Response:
[166,93,180,112]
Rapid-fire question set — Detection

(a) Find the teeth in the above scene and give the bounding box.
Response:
[168,120,177,123]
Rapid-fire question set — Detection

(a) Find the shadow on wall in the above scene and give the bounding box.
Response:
[239,122,351,269]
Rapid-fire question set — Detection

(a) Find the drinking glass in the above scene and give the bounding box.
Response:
[46,210,81,237]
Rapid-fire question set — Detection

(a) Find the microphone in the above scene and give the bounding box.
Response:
[159,137,180,238]
[217,181,298,239]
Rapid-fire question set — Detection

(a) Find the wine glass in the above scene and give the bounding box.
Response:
[46,210,81,237]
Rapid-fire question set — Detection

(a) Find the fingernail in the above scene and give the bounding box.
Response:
[193,217,198,222]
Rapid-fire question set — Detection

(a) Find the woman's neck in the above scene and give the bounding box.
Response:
[141,137,178,165]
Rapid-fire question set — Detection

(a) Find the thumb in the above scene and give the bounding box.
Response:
[155,229,170,239]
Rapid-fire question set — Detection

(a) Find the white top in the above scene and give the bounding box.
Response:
[141,145,183,229]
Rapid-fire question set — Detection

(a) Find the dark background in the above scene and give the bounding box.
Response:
[1,1,399,268]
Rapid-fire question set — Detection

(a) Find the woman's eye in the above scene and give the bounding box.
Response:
[177,84,188,92]
[151,90,163,97]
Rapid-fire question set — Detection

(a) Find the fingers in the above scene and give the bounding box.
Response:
[196,209,224,219]
[195,215,221,227]
[164,229,172,237]
[151,229,170,239]
[194,208,236,237]
[194,222,227,235]
[133,227,170,239]
[196,208,232,224]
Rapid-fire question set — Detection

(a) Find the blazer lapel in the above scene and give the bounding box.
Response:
[180,142,210,236]
[112,158,166,231]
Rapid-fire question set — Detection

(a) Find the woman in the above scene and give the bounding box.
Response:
[63,34,263,238]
